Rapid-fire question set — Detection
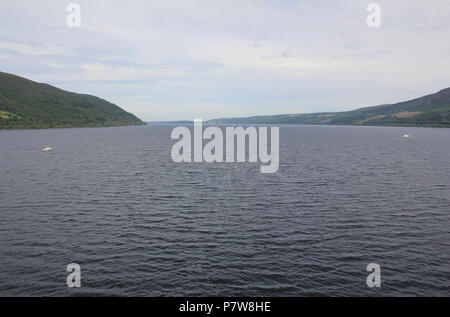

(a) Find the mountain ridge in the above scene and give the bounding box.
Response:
[0,71,145,130]
[207,88,450,127]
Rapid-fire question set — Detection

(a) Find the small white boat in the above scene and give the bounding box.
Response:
[41,146,53,152]
[403,134,410,138]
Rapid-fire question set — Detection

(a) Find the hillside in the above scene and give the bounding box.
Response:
[0,71,145,129]
[208,88,450,127]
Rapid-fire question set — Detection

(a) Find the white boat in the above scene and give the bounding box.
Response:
[41,146,53,152]
[403,134,410,138]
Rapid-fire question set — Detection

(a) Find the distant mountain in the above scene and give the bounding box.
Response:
[208,88,450,127]
[148,121,194,125]
[0,71,146,129]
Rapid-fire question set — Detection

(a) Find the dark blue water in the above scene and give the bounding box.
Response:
[0,125,449,296]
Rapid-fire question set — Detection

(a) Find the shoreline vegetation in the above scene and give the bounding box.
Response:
[0,71,145,130]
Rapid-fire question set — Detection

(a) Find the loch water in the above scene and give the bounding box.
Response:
[0,125,449,296]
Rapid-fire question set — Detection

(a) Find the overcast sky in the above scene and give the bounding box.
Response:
[1,0,449,121]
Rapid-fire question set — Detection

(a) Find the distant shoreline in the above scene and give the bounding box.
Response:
[152,88,450,128]
[147,121,450,129]
[0,122,148,131]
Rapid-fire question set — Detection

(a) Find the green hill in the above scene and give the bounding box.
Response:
[208,88,450,127]
[0,71,145,129]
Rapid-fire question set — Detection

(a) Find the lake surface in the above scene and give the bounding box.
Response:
[0,125,449,296]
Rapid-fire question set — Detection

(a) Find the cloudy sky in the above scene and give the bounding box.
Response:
[0,0,449,121]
